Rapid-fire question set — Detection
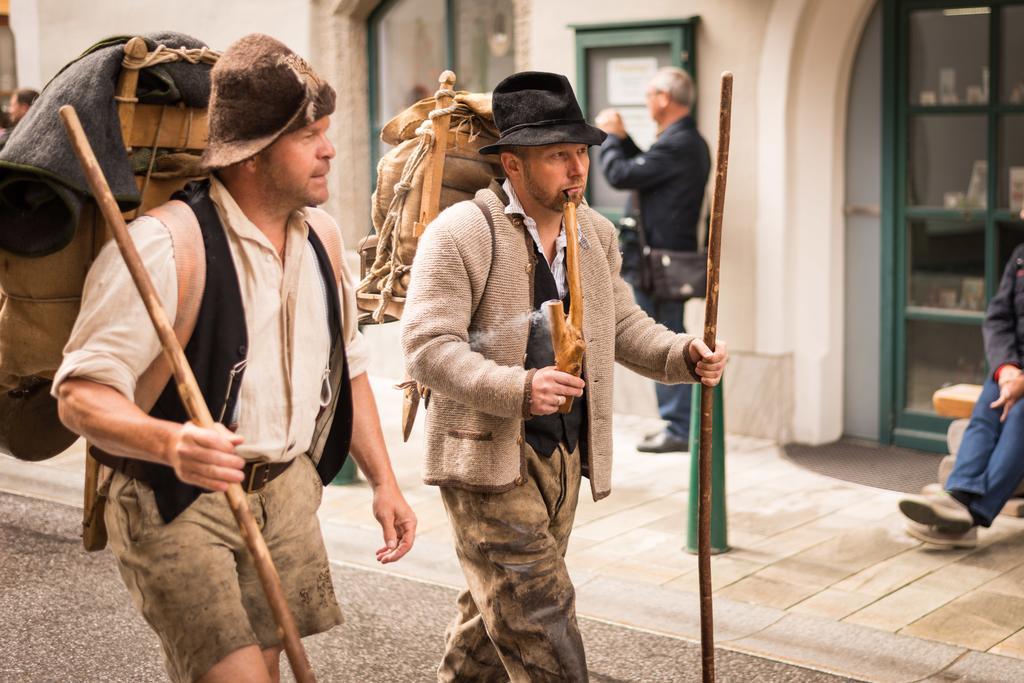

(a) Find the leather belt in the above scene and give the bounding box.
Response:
[241,459,293,493]
[92,447,293,493]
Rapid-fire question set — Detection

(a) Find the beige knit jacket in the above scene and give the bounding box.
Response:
[401,185,699,501]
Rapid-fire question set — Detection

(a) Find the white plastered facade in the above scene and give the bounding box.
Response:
[8,0,884,445]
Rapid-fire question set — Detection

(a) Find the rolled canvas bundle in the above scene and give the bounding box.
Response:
[359,86,501,323]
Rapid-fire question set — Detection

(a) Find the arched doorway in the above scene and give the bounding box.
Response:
[843,2,883,440]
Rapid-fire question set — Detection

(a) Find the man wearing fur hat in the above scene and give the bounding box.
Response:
[401,72,727,682]
[54,34,416,682]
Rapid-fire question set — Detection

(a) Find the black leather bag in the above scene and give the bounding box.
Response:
[645,247,707,300]
[619,194,707,301]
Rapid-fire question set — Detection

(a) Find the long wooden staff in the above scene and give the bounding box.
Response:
[544,193,585,411]
[59,106,317,683]
[697,72,733,683]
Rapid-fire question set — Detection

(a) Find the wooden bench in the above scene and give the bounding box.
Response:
[932,383,1024,517]
[932,383,982,419]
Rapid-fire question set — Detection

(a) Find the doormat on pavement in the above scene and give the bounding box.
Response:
[782,439,941,494]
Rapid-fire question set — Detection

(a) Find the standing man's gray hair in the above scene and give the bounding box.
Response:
[649,67,695,108]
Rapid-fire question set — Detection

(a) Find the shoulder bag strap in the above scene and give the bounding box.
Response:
[630,190,649,253]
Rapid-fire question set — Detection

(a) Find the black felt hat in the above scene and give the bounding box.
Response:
[478,71,606,155]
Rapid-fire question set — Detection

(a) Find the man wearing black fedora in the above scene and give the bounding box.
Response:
[402,71,727,682]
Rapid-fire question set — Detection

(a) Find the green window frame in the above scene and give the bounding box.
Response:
[367,0,457,182]
[881,0,1024,451]
[571,18,698,223]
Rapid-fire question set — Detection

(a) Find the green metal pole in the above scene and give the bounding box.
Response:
[687,379,728,554]
[331,457,358,485]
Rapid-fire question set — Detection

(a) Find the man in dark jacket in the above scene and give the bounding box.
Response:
[899,239,1024,548]
[595,67,710,452]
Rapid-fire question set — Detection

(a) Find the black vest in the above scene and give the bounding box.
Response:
[524,240,588,460]
[141,181,353,523]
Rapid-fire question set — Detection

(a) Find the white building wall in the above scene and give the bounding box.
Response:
[528,0,789,437]
[528,0,773,360]
[529,0,881,444]
[9,0,40,88]
[757,0,877,443]
[8,0,885,445]
[13,0,311,85]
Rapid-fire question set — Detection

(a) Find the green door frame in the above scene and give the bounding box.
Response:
[367,0,457,184]
[880,0,1024,452]
[570,18,698,222]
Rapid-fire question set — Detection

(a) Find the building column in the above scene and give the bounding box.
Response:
[756,0,877,444]
[312,0,382,248]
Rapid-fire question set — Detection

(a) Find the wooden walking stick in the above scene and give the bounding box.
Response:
[544,193,586,412]
[59,106,317,683]
[697,72,733,683]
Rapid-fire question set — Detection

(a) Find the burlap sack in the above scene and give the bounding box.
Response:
[380,92,498,145]
[360,92,501,323]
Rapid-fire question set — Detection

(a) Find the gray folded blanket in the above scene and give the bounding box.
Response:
[0,32,213,256]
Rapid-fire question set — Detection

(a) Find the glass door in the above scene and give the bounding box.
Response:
[884,1,1024,451]
[367,0,517,178]
[572,19,697,223]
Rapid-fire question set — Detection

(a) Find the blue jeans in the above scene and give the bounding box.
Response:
[633,289,690,440]
[946,378,1024,527]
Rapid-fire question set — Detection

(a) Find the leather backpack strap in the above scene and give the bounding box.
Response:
[305,207,360,347]
[133,200,206,412]
[304,207,343,286]
[472,196,497,317]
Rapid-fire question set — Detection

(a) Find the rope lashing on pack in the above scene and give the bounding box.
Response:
[361,137,432,322]
[115,45,221,103]
[360,87,484,323]
[122,44,221,70]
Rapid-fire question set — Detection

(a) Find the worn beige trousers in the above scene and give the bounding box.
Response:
[438,443,588,683]
[104,454,342,683]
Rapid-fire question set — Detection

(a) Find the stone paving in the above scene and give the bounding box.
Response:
[4,374,1024,681]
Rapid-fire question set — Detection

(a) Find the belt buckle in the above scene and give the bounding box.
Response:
[246,462,271,493]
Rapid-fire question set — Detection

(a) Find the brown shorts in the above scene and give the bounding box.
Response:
[104,454,342,683]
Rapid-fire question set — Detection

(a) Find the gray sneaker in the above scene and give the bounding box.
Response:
[899,491,974,532]
[904,520,977,549]
[637,430,689,453]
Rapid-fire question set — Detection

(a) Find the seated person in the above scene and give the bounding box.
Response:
[899,238,1024,548]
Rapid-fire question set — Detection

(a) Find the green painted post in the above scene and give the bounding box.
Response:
[686,379,728,554]
[331,456,358,485]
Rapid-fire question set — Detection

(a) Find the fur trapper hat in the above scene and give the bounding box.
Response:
[200,33,335,170]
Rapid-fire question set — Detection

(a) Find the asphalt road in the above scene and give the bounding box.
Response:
[0,491,860,682]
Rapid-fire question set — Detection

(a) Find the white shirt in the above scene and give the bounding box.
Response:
[503,179,568,299]
[53,177,369,464]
